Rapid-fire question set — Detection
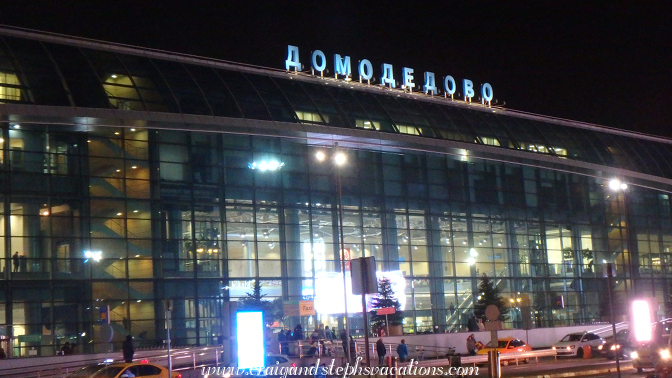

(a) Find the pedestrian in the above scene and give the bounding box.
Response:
[315,363,327,378]
[467,316,478,332]
[449,302,455,315]
[466,334,476,356]
[278,329,286,354]
[310,328,319,344]
[396,339,408,363]
[340,329,348,357]
[122,335,135,363]
[60,342,72,355]
[324,326,333,342]
[293,324,303,340]
[12,252,19,272]
[376,338,386,366]
[0,347,6,358]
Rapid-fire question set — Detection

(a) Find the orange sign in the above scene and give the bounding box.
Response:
[300,300,315,316]
[376,307,396,315]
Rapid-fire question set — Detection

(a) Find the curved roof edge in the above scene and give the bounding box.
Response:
[0,24,670,147]
[3,103,672,194]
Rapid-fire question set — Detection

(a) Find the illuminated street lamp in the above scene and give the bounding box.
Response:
[316,143,351,361]
[606,178,635,378]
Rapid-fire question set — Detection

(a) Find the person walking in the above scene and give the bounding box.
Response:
[376,338,386,366]
[396,339,408,363]
[122,335,135,363]
[466,334,476,356]
[449,302,455,315]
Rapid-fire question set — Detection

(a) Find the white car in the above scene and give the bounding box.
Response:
[553,332,604,357]
[218,354,297,377]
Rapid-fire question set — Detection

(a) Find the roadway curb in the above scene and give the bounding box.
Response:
[507,362,633,378]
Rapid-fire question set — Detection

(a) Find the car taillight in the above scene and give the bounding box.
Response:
[141,359,149,363]
[292,363,296,367]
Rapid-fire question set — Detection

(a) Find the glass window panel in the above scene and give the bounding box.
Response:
[3,37,69,105]
[151,59,211,115]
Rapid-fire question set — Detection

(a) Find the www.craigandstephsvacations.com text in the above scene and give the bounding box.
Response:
[201,358,479,377]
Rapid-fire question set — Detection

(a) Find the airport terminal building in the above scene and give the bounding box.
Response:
[0,26,671,356]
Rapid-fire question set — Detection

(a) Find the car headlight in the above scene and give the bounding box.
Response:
[610,345,621,350]
[661,350,671,359]
[569,345,575,349]
[597,345,603,350]
[552,346,556,350]
[631,351,638,359]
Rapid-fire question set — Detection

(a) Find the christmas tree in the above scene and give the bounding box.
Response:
[237,280,282,325]
[369,278,404,329]
[473,273,508,320]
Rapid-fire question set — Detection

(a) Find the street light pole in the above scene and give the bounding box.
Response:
[605,263,621,378]
[318,144,352,363]
[335,153,351,363]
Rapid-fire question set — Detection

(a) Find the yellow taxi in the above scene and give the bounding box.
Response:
[65,360,182,378]
[477,337,532,366]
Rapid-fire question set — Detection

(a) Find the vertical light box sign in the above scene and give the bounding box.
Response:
[236,311,265,369]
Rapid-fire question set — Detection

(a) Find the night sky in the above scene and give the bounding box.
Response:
[0,1,670,136]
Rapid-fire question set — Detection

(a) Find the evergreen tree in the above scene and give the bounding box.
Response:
[369,278,404,329]
[237,280,281,325]
[473,273,508,321]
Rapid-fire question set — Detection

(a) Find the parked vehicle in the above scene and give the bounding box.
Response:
[552,332,604,358]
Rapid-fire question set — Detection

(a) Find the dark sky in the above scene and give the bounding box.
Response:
[0,1,670,136]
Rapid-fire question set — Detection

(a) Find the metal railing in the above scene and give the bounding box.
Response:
[0,345,221,378]
[415,348,557,367]
[354,339,456,361]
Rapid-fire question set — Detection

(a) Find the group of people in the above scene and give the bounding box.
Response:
[467,315,486,332]
[376,338,408,366]
[279,324,413,364]
[278,324,339,357]
[11,251,27,273]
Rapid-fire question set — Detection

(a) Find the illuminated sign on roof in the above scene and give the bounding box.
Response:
[285,45,494,106]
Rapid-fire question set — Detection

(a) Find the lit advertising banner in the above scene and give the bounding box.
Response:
[632,299,652,342]
[314,270,406,314]
[236,312,264,369]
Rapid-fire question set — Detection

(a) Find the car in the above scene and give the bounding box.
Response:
[597,329,634,359]
[263,354,296,369]
[477,337,532,366]
[632,320,672,372]
[65,361,182,378]
[552,332,604,358]
[217,354,297,377]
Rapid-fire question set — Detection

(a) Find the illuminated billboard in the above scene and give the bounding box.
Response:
[314,270,406,314]
[236,312,264,369]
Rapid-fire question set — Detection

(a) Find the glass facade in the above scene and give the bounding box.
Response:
[1,27,672,357]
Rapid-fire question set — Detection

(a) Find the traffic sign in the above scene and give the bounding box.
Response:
[376,307,396,315]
